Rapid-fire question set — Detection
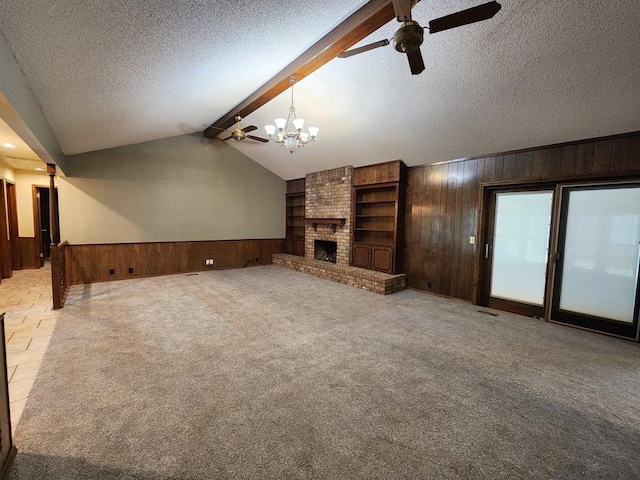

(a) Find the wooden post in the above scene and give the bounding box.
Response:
[0,313,17,473]
[50,240,69,310]
[50,243,61,309]
[47,164,60,245]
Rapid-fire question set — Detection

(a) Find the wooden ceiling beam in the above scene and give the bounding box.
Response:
[203,0,395,139]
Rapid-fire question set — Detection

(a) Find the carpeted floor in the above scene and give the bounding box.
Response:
[8,266,640,479]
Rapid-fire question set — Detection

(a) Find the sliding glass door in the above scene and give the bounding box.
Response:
[482,189,554,317]
[551,184,640,339]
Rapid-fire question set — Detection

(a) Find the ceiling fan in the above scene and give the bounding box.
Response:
[338,0,502,75]
[210,115,268,143]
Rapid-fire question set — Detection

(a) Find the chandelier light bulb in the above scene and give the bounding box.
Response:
[274,118,287,130]
[292,118,305,131]
[264,125,276,136]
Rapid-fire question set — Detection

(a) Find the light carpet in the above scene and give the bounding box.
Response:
[8,266,640,479]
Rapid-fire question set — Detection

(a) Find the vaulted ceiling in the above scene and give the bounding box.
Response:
[1,1,639,180]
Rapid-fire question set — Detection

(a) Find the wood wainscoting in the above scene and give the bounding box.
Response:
[403,131,640,303]
[67,238,285,285]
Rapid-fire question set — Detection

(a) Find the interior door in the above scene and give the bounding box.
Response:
[482,188,554,317]
[551,184,640,339]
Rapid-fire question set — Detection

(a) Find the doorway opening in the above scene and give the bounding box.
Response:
[33,186,59,266]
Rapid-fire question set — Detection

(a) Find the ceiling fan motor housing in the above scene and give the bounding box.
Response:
[231,130,246,142]
[393,20,424,53]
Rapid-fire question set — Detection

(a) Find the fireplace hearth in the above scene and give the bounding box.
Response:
[314,240,337,264]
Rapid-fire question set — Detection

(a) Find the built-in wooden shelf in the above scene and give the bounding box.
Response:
[305,218,346,233]
[285,178,306,257]
[352,160,407,274]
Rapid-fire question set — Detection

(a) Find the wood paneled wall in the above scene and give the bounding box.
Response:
[354,160,404,185]
[403,132,640,302]
[67,239,284,285]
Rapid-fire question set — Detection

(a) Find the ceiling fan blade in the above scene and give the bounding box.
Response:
[220,136,233,142]
[338,39,390,58]
[242,125,258,133]
[391,0,412,21]
[407,48,425,75]
[246,135,269,143]
[428,1,501,34]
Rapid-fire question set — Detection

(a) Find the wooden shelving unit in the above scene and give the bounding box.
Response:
[352,161,406,274]
[285,178,306,256]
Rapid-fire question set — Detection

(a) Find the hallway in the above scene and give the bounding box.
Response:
[0,265,56,435]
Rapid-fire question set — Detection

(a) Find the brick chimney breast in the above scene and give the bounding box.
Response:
[305,166,354,266]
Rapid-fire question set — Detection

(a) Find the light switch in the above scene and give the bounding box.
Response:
[469,236,476,245]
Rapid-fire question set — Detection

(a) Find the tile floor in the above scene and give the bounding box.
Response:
[0,264,56,436]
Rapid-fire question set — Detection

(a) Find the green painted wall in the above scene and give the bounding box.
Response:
[59,134,285,243]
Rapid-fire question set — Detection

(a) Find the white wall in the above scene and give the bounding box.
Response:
[59,134,285,244]
[13,170,51,237]
[0,160,14,182]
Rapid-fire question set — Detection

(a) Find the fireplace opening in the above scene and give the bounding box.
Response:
[315,240,337,264]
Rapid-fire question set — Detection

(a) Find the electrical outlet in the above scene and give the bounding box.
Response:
[109,269,115,275]
[255,257,259,262]
[205,259,209,265]
[128,267,133,274]
[427,281,432,288]
[209,259,213,264]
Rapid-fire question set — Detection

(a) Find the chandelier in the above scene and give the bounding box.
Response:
[264,77,319,153]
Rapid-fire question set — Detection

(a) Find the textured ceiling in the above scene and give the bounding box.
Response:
[1,1,639,180]
[0,0,365,155]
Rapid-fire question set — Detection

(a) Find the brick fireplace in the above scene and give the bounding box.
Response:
[273,164,406,295]
[304,166,354,265]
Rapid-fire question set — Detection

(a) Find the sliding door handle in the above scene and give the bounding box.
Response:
[484,244,490,259]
